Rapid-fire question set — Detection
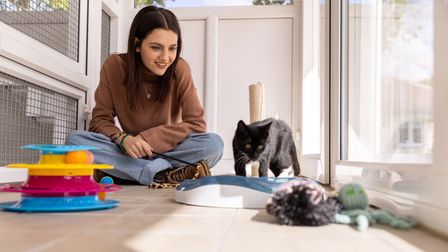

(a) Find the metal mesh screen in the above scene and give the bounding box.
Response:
[101,10,111,66]
[0,72,78,165]
[0,0,80,61]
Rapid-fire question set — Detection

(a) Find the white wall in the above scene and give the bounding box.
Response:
[217,18,293,159]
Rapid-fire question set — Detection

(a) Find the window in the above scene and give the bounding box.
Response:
[0,72,78,165]
[343,0,433,164]
[101,10,111,66]
[0,0,81,61]
[332,0,448,235]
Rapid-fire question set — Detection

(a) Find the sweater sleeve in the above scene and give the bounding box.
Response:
[88,57,122,138]
[139,59,206,153]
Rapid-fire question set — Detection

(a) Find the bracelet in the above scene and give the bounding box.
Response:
[119,133,130,154]
[112,132,126,142]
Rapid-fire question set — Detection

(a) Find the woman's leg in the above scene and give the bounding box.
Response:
[158,132,224,168]
[65,130,172,185]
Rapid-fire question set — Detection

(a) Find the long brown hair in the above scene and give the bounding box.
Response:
[125,6,182,110]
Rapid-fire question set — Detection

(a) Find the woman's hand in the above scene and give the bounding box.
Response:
[121,134,153,159]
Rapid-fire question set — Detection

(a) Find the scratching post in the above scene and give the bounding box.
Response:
[249,82,265,123]
[251,162,259,177]
[248,82,265,177]
[244,162,260,177]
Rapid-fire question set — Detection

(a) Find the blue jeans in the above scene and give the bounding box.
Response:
[65,130,224,185]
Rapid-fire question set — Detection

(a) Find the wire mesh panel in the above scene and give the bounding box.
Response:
[101,10,111,66]
[0,0,80,61]
[0,72,78,166]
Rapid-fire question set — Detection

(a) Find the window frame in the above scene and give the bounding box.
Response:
[0,0,88,90]
[330,0,448,235]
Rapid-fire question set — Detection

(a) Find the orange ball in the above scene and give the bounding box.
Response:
[98,192,106,201]
[65,150,94,164]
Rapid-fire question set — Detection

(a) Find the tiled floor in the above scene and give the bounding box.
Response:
[0,186,447,252]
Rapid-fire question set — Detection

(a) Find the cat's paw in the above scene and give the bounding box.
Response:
[277,166,294,177]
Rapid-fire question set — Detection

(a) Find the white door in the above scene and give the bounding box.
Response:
[165,4,302,175]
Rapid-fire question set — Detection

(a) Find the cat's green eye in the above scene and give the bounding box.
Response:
[245,144,251,149]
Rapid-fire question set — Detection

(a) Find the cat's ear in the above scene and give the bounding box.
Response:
[237,120,247,130]
[260,122,272,137]
[263,122,272,131]
[236,120,248,135]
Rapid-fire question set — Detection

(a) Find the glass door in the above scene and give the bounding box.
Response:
[300,0,330,183]
[343,0,433,164]
[332,0,434,215]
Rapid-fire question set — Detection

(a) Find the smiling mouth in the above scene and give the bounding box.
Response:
[156,62,167,68]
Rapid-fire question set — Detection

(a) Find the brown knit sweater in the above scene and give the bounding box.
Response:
[89,54,206,153]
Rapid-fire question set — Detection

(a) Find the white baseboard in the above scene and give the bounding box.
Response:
[368,187,448,237]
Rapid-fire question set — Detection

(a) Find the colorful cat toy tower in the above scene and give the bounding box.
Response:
[0,144,121,212]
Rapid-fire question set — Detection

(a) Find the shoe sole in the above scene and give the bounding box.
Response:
[149,182,179,189]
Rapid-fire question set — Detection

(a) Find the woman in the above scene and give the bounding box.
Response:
[66,6,224,186]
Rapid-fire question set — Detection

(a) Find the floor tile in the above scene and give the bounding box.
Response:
[0,185,447,252]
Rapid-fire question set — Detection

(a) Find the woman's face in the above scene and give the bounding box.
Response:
[138,28,178,76]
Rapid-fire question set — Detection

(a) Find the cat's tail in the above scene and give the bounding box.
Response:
[290,145,301,176]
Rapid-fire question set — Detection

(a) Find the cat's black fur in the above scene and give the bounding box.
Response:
[232,118,300,177]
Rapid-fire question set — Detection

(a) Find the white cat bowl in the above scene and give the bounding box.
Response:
[174,175,305,209]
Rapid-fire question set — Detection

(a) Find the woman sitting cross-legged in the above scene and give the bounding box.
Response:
[66,6,223,187]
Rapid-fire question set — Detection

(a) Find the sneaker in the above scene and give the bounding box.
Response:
[149,160,211,189]
[166,160,211,183]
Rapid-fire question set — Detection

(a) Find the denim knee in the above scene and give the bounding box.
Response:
[202,133,224,167]
[65,130,88,145]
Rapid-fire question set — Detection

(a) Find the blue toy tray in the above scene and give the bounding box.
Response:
[21,144,98,154]
[0,195,119,212]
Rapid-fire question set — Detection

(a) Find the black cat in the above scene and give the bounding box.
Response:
[232,118,300,177]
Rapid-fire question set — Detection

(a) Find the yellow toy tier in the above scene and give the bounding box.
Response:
[6,144,112,176]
